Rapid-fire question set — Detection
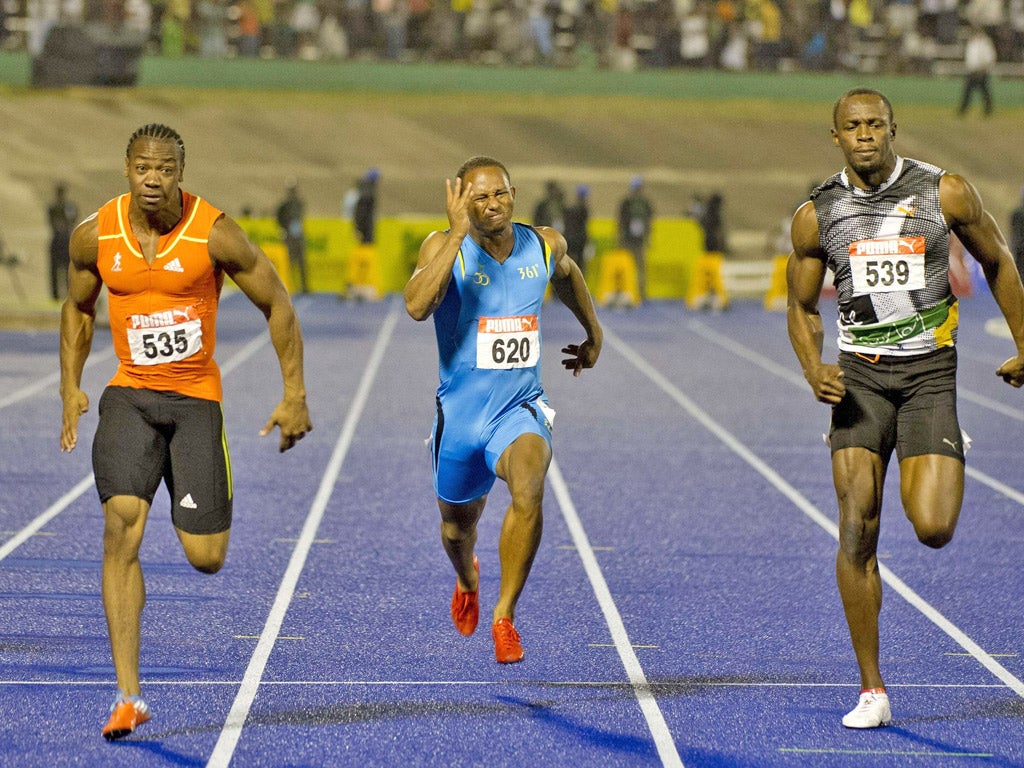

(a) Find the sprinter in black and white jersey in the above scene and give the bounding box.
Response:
[787,88,1024,730]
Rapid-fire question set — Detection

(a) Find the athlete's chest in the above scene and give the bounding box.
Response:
[99,239,214,297]
[461,247,547,305]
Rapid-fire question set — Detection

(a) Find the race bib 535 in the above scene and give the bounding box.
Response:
[126,306,203,366]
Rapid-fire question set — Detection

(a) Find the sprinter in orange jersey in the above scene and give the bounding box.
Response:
[59,123,312,741]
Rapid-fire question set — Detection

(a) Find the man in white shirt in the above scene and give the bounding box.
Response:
[958,25,997,116]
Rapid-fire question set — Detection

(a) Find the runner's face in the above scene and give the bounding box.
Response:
[125,138,183,213]
[831,95,897,186]
[463,166,515,235]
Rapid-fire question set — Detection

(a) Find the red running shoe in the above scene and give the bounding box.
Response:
[102,693,151,741]
[492,617,524,663]
[450,555,480,636]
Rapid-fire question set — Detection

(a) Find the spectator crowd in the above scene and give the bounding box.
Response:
[6,0,1024,74]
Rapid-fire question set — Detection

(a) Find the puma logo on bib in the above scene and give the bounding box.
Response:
[849,236,926,296]
[476,315,540,369]
[126,305,203,365]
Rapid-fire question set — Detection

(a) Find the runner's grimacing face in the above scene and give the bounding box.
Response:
[125,139,183,212]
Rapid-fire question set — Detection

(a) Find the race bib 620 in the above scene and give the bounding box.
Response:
[476,315,540,370]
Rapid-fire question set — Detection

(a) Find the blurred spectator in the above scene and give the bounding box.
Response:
[533,180,566,232]
[354,168,379,244]
[235,0,262,56]
[341,0,374,54]
[679,5,710,67]
[47,182,77,301]
[161,0,190,56]
[528,0,552,62]
[1010,0,1024,63]
[564,184,591,275]
[958,26,996,117]
[292,0,321,57]
[343,176,361,220]
[885,0,916,38]
[6,0,1023,75]
[197,0,229,57]
[719,19,747,69]
[698,191,727,254]
[924,0,959,45]
[375,0,409,60]
[124,0,152,35]
[750,0,784,70]
[449,0,474,55]
[319,12,349,58]
[575,0,615,67]
[406,0,431,56]
[617,175,653,300]
[276,181,308,293]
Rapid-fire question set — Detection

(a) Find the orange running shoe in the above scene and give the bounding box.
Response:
[102,693,151,741]
[451,556,480,636]
[492,617,524,663]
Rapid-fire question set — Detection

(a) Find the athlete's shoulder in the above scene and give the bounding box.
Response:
[69,212,101,264]
[902,157,945,178]
[182,190,225,229]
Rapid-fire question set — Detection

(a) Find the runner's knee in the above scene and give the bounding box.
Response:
[912,518,956,549]
[178,530,229,573]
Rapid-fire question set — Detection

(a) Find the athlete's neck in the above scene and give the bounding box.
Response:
[472,228,515,264]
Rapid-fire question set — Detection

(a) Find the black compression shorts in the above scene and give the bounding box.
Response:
[829,346,964,464]
[92,386,233,534]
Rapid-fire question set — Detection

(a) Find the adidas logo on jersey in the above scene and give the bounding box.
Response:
[179,493,198,509]
[163,257,184,273]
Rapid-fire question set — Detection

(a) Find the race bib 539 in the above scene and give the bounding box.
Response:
[126,306,203,366]
[476,315,540,370]
[849,236,926,296]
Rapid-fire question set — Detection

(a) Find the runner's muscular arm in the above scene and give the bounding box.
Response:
[544,227,602,376]
[941,173,1024,386]
[59,216,102,452]
[209,215,312,451]
[786,201,845,404]
[404,177,473,321]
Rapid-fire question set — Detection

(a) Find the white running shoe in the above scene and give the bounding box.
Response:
[842,691,891,728]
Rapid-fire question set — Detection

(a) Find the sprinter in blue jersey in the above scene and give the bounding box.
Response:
[404,157,602,663]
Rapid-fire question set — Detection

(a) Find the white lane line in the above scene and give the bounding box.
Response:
[607,326,1024,699]
[0,347,115,410]
[964,465,1024,506]
[206,309,399,768]
[0,474,96,562]
[685,321,807,389]
[957,388,1024,421]
[549,458,685,768]
[0,679,1011,689]
[690,319,1024,505]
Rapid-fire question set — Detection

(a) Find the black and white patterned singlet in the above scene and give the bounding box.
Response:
[813,156,958,356]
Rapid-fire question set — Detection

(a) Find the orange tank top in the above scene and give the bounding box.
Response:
[97,191,225,402]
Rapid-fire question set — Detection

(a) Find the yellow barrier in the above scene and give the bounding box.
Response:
[345,244,383,301]
[686,252,729,311]
[239,216,705,299]
[262,241,291,294]
[764,255,789,311]
[594,248,640,308]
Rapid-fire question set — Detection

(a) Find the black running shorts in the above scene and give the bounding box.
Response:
[829,346,964,464]
[92,386,233,534]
